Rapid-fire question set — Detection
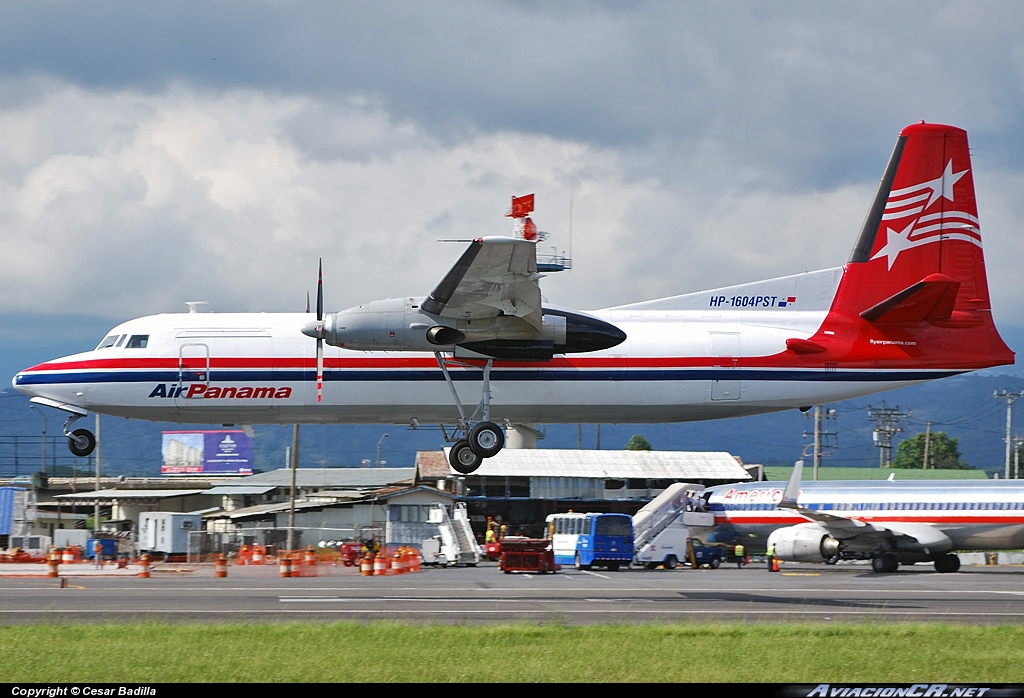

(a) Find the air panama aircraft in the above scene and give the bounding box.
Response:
[12,122,1014,474]
[704,460,1024,573]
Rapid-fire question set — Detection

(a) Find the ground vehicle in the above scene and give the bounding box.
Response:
[686,537,726,569]
[634,517,690,569]
[545,512,634,571]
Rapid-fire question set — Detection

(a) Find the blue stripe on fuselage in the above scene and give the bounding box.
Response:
[14,367,965,386]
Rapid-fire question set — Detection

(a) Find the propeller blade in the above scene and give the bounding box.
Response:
[317,258,324,322]
[306,291,310,314]
[316,258,324,403]
[316,336,323,403]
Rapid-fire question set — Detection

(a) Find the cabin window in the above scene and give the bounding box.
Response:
[127,335,149,348]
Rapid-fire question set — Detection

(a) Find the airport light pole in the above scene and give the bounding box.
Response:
[376,433,389,467]
[287,424,299,552]
[29,405,46,477]
[94,414,101,533]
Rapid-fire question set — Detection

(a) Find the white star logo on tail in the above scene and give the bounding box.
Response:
[871,160,979,269]
[871,222,916,270]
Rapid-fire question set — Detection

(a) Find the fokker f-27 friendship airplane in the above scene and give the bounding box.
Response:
[13,122,1014,473]
[704,460,1024,573]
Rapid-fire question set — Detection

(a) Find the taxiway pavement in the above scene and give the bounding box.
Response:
[1,560,1022,625]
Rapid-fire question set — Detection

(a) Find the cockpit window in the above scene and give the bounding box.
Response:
[126,335,149,349]
[114,334,127,348]
[96,335,120,349]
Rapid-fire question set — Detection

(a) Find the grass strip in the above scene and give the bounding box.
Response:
[2,622,1023,683]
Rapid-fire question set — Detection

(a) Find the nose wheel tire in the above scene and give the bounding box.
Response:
[449,439,482,474]
[468,421,504,458]
[68,429,96,457]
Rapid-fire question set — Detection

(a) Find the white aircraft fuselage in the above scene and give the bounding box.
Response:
[10,123,1016,474]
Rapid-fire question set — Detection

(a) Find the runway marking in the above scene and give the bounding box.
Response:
[278,596,655,604]
[2,608,1024,617]
[782,573,820,577]
[3,585,1020,596]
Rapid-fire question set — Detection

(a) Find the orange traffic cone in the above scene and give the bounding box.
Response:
[138,553,151,578]
[280,556,292,578]
[304,546,317,578]
[46,551,59,578]
[215,554,228,578]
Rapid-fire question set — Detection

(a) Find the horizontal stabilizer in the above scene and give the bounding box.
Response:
[859,273,960,324]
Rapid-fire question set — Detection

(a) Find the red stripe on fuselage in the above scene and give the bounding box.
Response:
[19,351,979,374]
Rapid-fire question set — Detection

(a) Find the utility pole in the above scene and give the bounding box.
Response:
[922,421,932,469]
[867,402,907,468]
[803,406,838,480]
[994,391,1024,480]
[376,433,389,467]
[1015,436,1023,480]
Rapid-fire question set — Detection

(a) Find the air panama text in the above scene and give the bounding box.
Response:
[148,384,293,399]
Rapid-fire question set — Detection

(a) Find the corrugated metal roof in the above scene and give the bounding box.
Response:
[206,485,449,520]
[54,489,207,501]
[202,486,278,495]
[233,468,416,488]
[440,449,751,480]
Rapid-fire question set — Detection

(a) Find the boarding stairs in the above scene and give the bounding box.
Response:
[431,502,482,566]
[632,483,708,552]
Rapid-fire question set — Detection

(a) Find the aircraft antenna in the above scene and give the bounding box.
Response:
[185,301,208,314]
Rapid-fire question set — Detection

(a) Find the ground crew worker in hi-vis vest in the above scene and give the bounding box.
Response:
[766,543,776,572]
[734,543,745,568]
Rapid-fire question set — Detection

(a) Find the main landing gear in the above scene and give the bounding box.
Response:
[435,353,505,475]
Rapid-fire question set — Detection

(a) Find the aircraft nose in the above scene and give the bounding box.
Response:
[11,370,31,394]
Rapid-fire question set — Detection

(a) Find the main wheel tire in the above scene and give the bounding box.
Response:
[575,553,591,571]
[710,557,721,569]
[645,562,658,570]
[68,429,96,457]
[468,421,504,458]
[935,553,961,573]
[872,553,898,573]
[449,440,482,474]
[664,555,678,570]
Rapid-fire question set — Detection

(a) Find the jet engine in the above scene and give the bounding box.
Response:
[767,523,841,562]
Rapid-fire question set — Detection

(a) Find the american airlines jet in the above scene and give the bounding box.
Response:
[704,461,1024,573]
[12,122,1014,474]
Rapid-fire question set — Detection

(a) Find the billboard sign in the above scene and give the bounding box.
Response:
[161,430,253,475]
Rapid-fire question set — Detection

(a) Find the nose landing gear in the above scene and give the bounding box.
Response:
[62,413,96,457]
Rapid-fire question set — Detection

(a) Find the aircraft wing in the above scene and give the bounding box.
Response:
[421,237,543,331]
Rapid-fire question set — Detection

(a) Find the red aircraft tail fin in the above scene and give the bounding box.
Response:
[821,123,1013,369]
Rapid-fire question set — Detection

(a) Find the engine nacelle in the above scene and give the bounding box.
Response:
[318,297,626,358]
[767,524,841,562]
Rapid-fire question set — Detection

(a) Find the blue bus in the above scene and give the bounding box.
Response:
[544,512,634,571]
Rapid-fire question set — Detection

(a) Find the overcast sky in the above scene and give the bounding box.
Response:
[2,1,1024,379]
